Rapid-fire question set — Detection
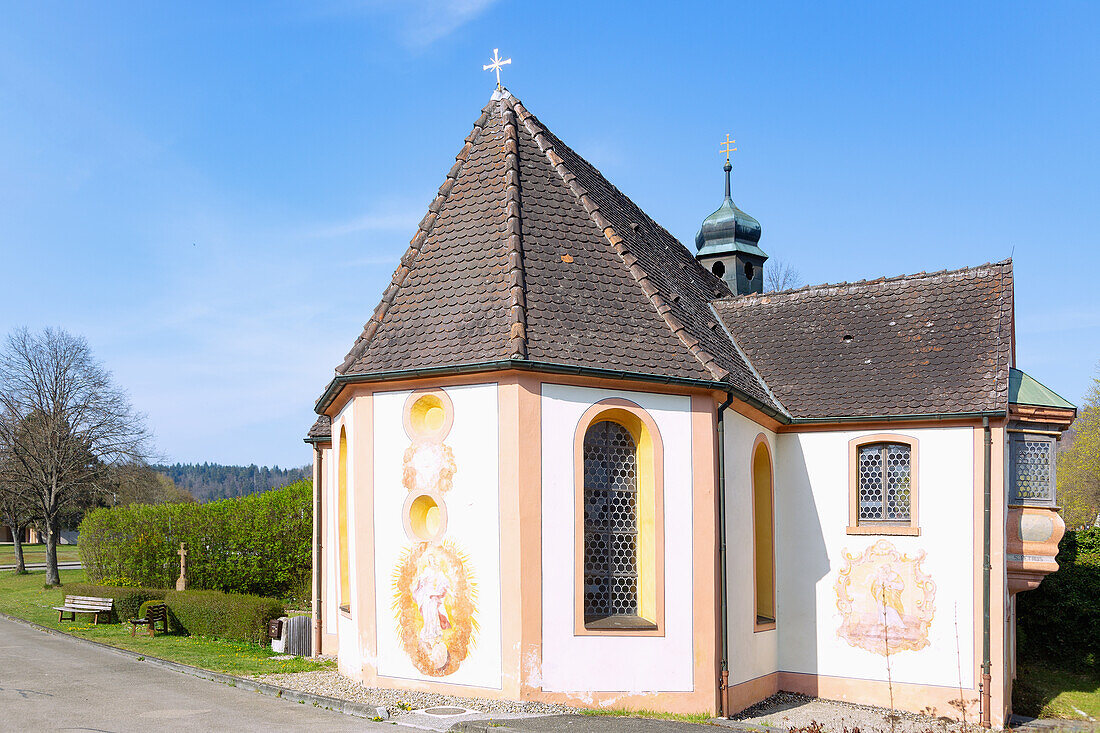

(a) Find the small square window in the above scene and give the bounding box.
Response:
[1010,435,1056,506]
[858,443,912,524]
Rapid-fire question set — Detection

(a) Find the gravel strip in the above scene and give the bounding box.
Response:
[732,692,981,733]
[251,669,580,717]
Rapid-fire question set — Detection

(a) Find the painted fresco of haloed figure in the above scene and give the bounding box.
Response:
[393,390,478,677]
[835,539,936,656]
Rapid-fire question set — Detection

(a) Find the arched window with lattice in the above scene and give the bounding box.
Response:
[583,420,640,622]
[573,400,664,634]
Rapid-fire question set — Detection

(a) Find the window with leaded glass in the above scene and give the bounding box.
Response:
[857,443,912,525]
[582,420,639,623]
[1010,435,1056,506]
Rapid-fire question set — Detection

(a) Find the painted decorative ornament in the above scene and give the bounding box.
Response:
[392,389,477,676]
[835,539,936,656]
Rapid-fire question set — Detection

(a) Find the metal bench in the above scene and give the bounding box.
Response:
[128,603,168,637]
[53,595,114,625]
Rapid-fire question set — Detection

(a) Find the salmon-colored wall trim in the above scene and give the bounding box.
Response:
[691,393,721,715]
[750,433,777,632]
[572,398,666,637]
[724,394,784,433]
[497,376,523,699]
[516,375,543,698]
[325,370,722,420]
[727,672,779,714]
[972,428,985,724]
[778,672,981,723]
[321,631,339,656]
[847,434,920,534]
[354,393,378,682]
[991,426,1007,725]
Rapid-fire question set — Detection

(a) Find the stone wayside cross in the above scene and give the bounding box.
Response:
[176,542,187,591]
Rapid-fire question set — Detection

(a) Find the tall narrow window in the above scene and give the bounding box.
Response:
[583,420,639,625]
[752,437,775,629]
[338,426,350,612]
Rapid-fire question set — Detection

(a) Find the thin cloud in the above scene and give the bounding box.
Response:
[319,0,501,47]
[308,209,421,238]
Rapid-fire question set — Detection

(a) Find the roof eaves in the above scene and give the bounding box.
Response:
[789,409,1008,425]
[312,358,792,423]
[335,105,494,375]
[510,97,733,384]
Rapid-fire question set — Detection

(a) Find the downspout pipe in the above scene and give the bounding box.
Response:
[312,445,324,658]
[716,391,734,718]
[982,417,992,728]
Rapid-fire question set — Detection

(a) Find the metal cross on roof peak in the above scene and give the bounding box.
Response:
[483,48,511,89]
[720,134,737,162]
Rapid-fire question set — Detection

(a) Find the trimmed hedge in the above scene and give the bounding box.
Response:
[164,589,284,645]
[1016,528,1100,671]
[78,480,311,599]
[63,583,166,622]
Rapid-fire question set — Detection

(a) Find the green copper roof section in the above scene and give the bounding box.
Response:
[1008,368,1075,410]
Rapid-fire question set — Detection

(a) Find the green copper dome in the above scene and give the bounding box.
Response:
[695,161,766,259]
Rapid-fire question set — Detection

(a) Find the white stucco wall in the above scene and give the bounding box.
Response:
[775,427,976,688]
[333,400,359,675]
[540,384,696,694]
[723,410,779,687]
[372,384,503,689]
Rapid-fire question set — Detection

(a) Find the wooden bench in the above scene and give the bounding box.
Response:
[128,603,168,637]
[53,595,113,625]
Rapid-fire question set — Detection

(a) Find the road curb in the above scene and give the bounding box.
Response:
[0,611,388,721]
[450,722,521,732]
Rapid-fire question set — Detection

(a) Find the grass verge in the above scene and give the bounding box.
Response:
[582,708,713,725]
[0,544,81,566]
[0,567,333,677]
[1014,661,1100,721]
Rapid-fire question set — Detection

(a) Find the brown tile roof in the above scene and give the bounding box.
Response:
[305,415,331,441]
[711,261,1015,419]
[325,89,781,413]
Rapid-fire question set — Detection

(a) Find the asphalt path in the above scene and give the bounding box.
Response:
[0,615,391,732]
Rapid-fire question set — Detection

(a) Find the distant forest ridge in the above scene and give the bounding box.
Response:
[154,462,310,502]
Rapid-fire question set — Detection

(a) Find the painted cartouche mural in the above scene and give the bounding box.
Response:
[392,389,478,676]
[835,539,936,655]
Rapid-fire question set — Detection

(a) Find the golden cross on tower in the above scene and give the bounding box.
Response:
[483,48,511,89]
[720,134,737,162]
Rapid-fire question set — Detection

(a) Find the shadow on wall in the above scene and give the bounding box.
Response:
[776,437,829,687]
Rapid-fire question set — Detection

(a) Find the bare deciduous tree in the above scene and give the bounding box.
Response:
[764,259,804,293]
[0,328,152,585]
[0,461,36,574]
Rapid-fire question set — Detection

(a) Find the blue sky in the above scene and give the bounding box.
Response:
[0,1,1096,467]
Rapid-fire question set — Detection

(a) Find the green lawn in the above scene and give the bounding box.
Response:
[0,543,81,566]
[0,568,333,677]
[1015,661,1100,721]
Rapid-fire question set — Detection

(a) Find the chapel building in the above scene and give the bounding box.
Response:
[304,88,1075,726]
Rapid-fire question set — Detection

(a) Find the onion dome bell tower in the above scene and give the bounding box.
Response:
[695,150,767,295]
